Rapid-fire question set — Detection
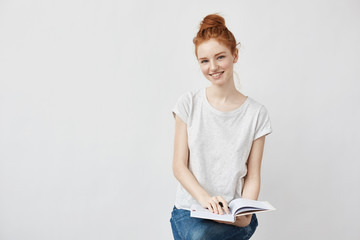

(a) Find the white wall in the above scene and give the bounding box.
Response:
[0,0,359,239]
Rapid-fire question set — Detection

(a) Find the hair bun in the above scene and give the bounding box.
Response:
[193,13,238,57]
[199,14,226,31]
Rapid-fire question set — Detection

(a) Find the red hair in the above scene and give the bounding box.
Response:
[193,14,239,58]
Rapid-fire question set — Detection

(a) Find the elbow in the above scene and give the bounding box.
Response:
[244,174,261,184]
[172,164,179,179]
[172,162,181,180]
[172,160,187,180]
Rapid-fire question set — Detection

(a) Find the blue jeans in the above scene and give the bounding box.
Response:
[170,206,258,240]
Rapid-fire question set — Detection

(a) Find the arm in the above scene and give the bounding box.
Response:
[241,135,266,200]
[231,136,266,227]
[172,115,228,214]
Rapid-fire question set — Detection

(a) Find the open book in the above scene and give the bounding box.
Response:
[190,198,275,223]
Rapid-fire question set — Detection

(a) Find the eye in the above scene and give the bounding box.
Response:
[218,55,225,60]
[200,60,208,64]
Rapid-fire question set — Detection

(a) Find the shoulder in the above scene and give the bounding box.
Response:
[247,97,272,138]
[246,97,270,117]
[175,88,203,104]
[248,97,269,122]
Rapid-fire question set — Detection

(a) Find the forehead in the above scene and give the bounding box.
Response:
[197,39,231,58]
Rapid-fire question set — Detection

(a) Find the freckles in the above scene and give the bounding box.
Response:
[200,66,208,75]
[222,60,232,68]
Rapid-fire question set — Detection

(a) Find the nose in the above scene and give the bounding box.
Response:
[210,60,218,72]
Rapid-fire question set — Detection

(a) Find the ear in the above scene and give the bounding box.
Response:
[233,48,239,63]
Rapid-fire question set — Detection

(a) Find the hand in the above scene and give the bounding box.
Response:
[233,214,252,227]
[199,195,230,215]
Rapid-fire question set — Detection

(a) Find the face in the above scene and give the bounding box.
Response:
[197,38,238,86]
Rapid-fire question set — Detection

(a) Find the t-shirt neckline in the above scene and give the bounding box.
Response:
[202,87,249,116]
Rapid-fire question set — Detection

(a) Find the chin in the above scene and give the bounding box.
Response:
[208,78,228,86]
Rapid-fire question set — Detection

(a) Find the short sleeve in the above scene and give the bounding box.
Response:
[172,92,191,124]
[254,105,272,140]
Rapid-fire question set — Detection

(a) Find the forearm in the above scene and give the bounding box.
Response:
[223,175,260,228]
[241,175,261,200]
[228,137,265,227]
[241,136,265,200]
[173,163,210,203]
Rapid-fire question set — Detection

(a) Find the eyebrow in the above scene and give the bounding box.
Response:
[198,51,226,60]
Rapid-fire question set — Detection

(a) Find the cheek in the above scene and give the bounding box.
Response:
[200,65,208,76]
[221,60,233,69]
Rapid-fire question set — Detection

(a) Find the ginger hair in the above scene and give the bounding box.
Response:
[193,14,240,58]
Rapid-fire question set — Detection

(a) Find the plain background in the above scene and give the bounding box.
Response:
[1,0,359,239]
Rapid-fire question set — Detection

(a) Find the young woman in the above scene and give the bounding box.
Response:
[170,14,272,240]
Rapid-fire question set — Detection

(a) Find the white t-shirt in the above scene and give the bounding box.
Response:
[172,88,272,210]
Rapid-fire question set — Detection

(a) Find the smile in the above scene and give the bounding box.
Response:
[210,71,224,78]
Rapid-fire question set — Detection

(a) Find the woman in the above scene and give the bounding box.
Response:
[170,13,272,240]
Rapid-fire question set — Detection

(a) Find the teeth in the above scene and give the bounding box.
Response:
[211,72,223,77]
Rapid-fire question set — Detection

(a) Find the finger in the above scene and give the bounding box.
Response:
[210,200,219,214]
[209,201,218,214]
[213,196,224,215]
[207,203,214,213]
[217,202,224,215]
[217,196,230,214]
[210,197,220,214]
[212,197,223,215]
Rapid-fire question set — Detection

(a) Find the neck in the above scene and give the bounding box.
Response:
[207,80,239,101]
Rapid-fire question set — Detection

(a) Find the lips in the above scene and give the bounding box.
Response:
[210,71,224,78]
[210,71,224,76]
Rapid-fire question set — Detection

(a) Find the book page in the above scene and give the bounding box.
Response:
[190,204,235,222]
[190,199,275,222]
[228,198,275,215]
